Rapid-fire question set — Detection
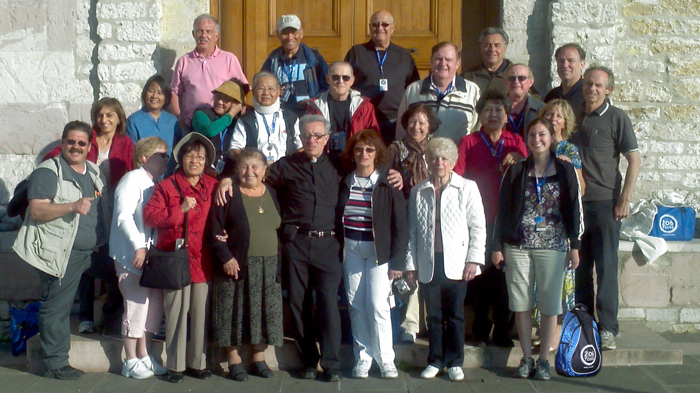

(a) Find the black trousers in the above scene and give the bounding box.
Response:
[78,244,123,326]
[468,223,513,343]
[423,253,468,368]
[576,200,621,335]
[285,235,343,371]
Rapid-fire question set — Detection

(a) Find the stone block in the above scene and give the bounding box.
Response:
[75,0,90,34]
[629,19,685,35]
[615,40,652,56]
[74,35,95,62]
[646,85,673,103]
[98,44,157,62]
[47,0,74,52]
[619,307,645,319]
[552,25,617,46]
[617,105,661,121]
[657,156,700,170]
[97,3,146,20]
[671,286,700,306]
[158,0,208,43]
[97,23,112,39]
[149,3,163,19]
[646,141,684,154]
[664,105,700,122]
[503,1,533,29]
[639,171,659,182]
[614,80,645,102]
[0,154,38,204]
[619,270,670,308]
[622,0,659,16]
[100,83,142,106]
[669,257,700,286]
[674,79,700,101]
[655,122,700,141]
[680,308,700,323]
[116,20,160,42]
[660,172,682,182]
[646,308,678,322]
[669,58,700,77]
[98,62,156,83]
[661,0,700,16]
[625,59,666,75]
[588,45,615,65]
[0,104,66,155]
[652,38,700,56]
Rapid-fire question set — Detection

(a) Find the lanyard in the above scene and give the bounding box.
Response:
[282,59,297,83]
[261,112,279,140]
[508,113,525,135]
[375,48,388,74]
[219,128,229,154]
[479,131,505,162]
[534,159,552,205]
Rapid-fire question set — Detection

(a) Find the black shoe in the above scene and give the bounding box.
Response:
[44,365,84,380]
[252,361,273,378]
[324,370,341,382]
[534,359,551,381]
[167,371,184,383]
[228,363,248,381]
[302,367,317,379]
[186,368,212,379]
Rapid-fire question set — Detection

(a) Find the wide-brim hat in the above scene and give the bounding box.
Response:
[173,132,217,167]
[277,14,301,32]
[213,79,248,105]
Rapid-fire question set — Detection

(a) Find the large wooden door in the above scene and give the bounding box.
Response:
[211,0,462,81]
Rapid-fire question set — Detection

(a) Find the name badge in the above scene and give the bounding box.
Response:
[535,216,547,231]
[379,78,389,92]
[215,158,225,175]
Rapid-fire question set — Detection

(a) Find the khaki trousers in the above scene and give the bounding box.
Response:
[163,282,210,372]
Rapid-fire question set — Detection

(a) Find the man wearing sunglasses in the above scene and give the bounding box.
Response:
[14,121,108,380]
[262,15,330,116]
[305,62,380,153]
[345,10,420,144]
[505,64,545,139]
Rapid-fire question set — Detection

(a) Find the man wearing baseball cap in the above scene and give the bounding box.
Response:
[261,14,329,116]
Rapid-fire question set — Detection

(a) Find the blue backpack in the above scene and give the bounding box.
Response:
[555,304,602,377]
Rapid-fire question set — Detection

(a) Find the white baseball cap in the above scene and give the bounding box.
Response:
[277,15,302,32]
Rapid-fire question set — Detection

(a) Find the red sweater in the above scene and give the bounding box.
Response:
[143,170,218,283]
[43,129,134,190]
[306,92,380,139]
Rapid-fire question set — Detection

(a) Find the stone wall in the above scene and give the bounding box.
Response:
[0,0,206,205]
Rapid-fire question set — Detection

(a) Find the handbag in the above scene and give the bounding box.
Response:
[649,205,696,241]
[140,179,192,290]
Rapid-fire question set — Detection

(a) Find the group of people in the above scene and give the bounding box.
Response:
[13,9,641,385]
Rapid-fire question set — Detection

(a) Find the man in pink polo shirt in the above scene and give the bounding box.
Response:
[171,14,248,130]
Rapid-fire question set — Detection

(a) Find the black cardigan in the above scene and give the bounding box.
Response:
[337,168,409,270]
[492,153,582,252]
[209,184,281,280]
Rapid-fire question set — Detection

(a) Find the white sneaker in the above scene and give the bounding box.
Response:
[380,362,398,379]
[400,331,416,343]
[78,321,94,334]
[447,366,464,381]
[141,355,168,376]
[421,365,441,379]
[121,359,154,379]
[352,359,372,379]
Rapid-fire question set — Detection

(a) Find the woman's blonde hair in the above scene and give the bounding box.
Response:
[539,99,576,140]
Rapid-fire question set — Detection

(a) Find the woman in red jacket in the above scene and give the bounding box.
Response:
[143,133,218,383]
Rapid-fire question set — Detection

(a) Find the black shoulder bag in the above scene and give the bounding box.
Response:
[140,179,192,290]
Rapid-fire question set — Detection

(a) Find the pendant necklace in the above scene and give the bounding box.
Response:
[242,186,266,214]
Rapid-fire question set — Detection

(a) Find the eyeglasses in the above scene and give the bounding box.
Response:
[330,75,352,82]
[254,86,277,93]
[507,75,529,83]
[302,133,327,141]
[65,139,88,147]
[371,22,391,28]
[183,154,206,162]
[153,152,170,160]
[354,146,376,154]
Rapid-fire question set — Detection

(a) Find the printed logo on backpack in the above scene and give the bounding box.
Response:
[556,303,602,377]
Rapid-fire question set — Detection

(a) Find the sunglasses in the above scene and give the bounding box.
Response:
[371,22,391,28]
[354,146,376,154]
[153,152,170,160]
[507,75,529,83]
[65,139,88,147]
[330,75,352,82]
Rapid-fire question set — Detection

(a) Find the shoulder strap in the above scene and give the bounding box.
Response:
[282,110,298,155]
[170,178,189,247]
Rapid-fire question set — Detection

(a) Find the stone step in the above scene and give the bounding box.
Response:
[26,321,682,375]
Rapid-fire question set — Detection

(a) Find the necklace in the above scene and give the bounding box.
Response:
[241,186,266,214]
[354,172,375,191]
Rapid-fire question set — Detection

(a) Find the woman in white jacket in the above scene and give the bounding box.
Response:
[109,137,170,379]
[405,137,487,382]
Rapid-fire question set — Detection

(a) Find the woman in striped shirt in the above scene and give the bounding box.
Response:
[337,129,408,380]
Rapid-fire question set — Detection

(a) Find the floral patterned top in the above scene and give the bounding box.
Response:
[556,140,582,169]
[519,173,569,251]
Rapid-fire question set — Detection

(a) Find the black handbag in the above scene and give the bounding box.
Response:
[140,179,192,290]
